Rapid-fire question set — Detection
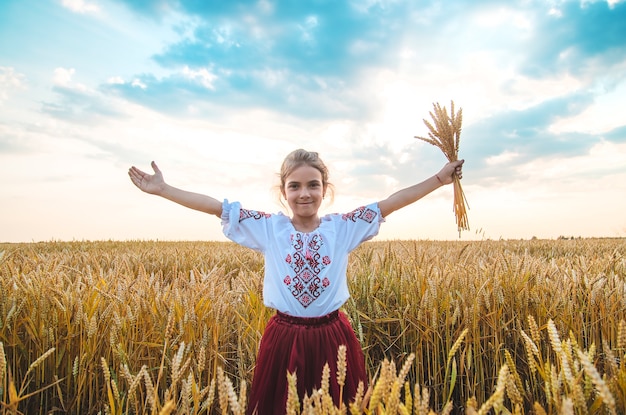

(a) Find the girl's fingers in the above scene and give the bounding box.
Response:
[151,161,161,174]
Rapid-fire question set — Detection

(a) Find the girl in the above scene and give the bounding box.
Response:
[128,149,464,414]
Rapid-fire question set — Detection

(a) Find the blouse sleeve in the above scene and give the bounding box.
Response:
[221,199,272,252]
[336,202,385,252]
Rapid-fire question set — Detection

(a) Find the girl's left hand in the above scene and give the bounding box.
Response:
[437,159,464,185]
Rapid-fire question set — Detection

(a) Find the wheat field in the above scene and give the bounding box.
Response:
[0,238,625,414]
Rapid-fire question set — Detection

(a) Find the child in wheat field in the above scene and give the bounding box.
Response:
[128,149,463,414]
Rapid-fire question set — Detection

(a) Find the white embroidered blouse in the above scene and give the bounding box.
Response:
[221,200,384,318]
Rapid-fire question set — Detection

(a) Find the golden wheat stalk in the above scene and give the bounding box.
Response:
[0,342,6,383]
[415,101,469,234]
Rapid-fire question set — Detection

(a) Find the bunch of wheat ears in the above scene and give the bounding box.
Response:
[415,101,469,234]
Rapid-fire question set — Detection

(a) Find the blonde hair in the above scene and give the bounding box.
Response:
[277,149,335,203]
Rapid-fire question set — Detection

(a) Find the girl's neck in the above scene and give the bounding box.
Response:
[291,216,320,233]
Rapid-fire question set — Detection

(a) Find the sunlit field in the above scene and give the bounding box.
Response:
[1,238,625,414]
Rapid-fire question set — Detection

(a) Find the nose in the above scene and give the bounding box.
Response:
[299,187,310,198]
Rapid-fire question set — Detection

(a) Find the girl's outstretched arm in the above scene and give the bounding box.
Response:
[128,161,223,218]
[378,159,464,218]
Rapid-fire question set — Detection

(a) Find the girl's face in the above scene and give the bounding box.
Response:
[282,164,326,221]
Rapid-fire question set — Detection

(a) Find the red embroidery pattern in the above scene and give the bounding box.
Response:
[342,206,377,223]
[239,208,271,222]
[284,233,332,308]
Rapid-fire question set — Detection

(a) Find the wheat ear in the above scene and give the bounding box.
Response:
[415,101,469,234]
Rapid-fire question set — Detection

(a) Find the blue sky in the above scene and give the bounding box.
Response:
[1,0,625,242]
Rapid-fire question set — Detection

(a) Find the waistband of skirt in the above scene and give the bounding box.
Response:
[275,310,340,327]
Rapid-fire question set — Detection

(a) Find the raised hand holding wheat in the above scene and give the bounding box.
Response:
[415,101,469,234]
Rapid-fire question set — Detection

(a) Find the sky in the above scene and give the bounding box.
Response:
[1,0,625,243]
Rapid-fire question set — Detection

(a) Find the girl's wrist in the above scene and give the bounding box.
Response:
[435,174,444,186]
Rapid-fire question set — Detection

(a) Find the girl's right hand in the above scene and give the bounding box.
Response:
[128,161,166,195]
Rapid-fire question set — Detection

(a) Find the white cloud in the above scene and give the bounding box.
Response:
[517,140,626,181]
[0,67,26,103]
[182,66,218,90]
[52,67,91,94]
[255,68,288,88]
[548,7,563,17]
[607,0,625,7]
[107,76,125,85]
[61,0,100,14]
[581,0,625,8]
[473,7,532,31]
[486,151,520,166]
[549,79,626,135]
[131,78,147,89]
[509,69,579,110]
[256,0,274,14]
[299,15,319,45]
[53,67,75,86]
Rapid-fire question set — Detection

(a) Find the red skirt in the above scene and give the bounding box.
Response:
[246,310,368,415]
